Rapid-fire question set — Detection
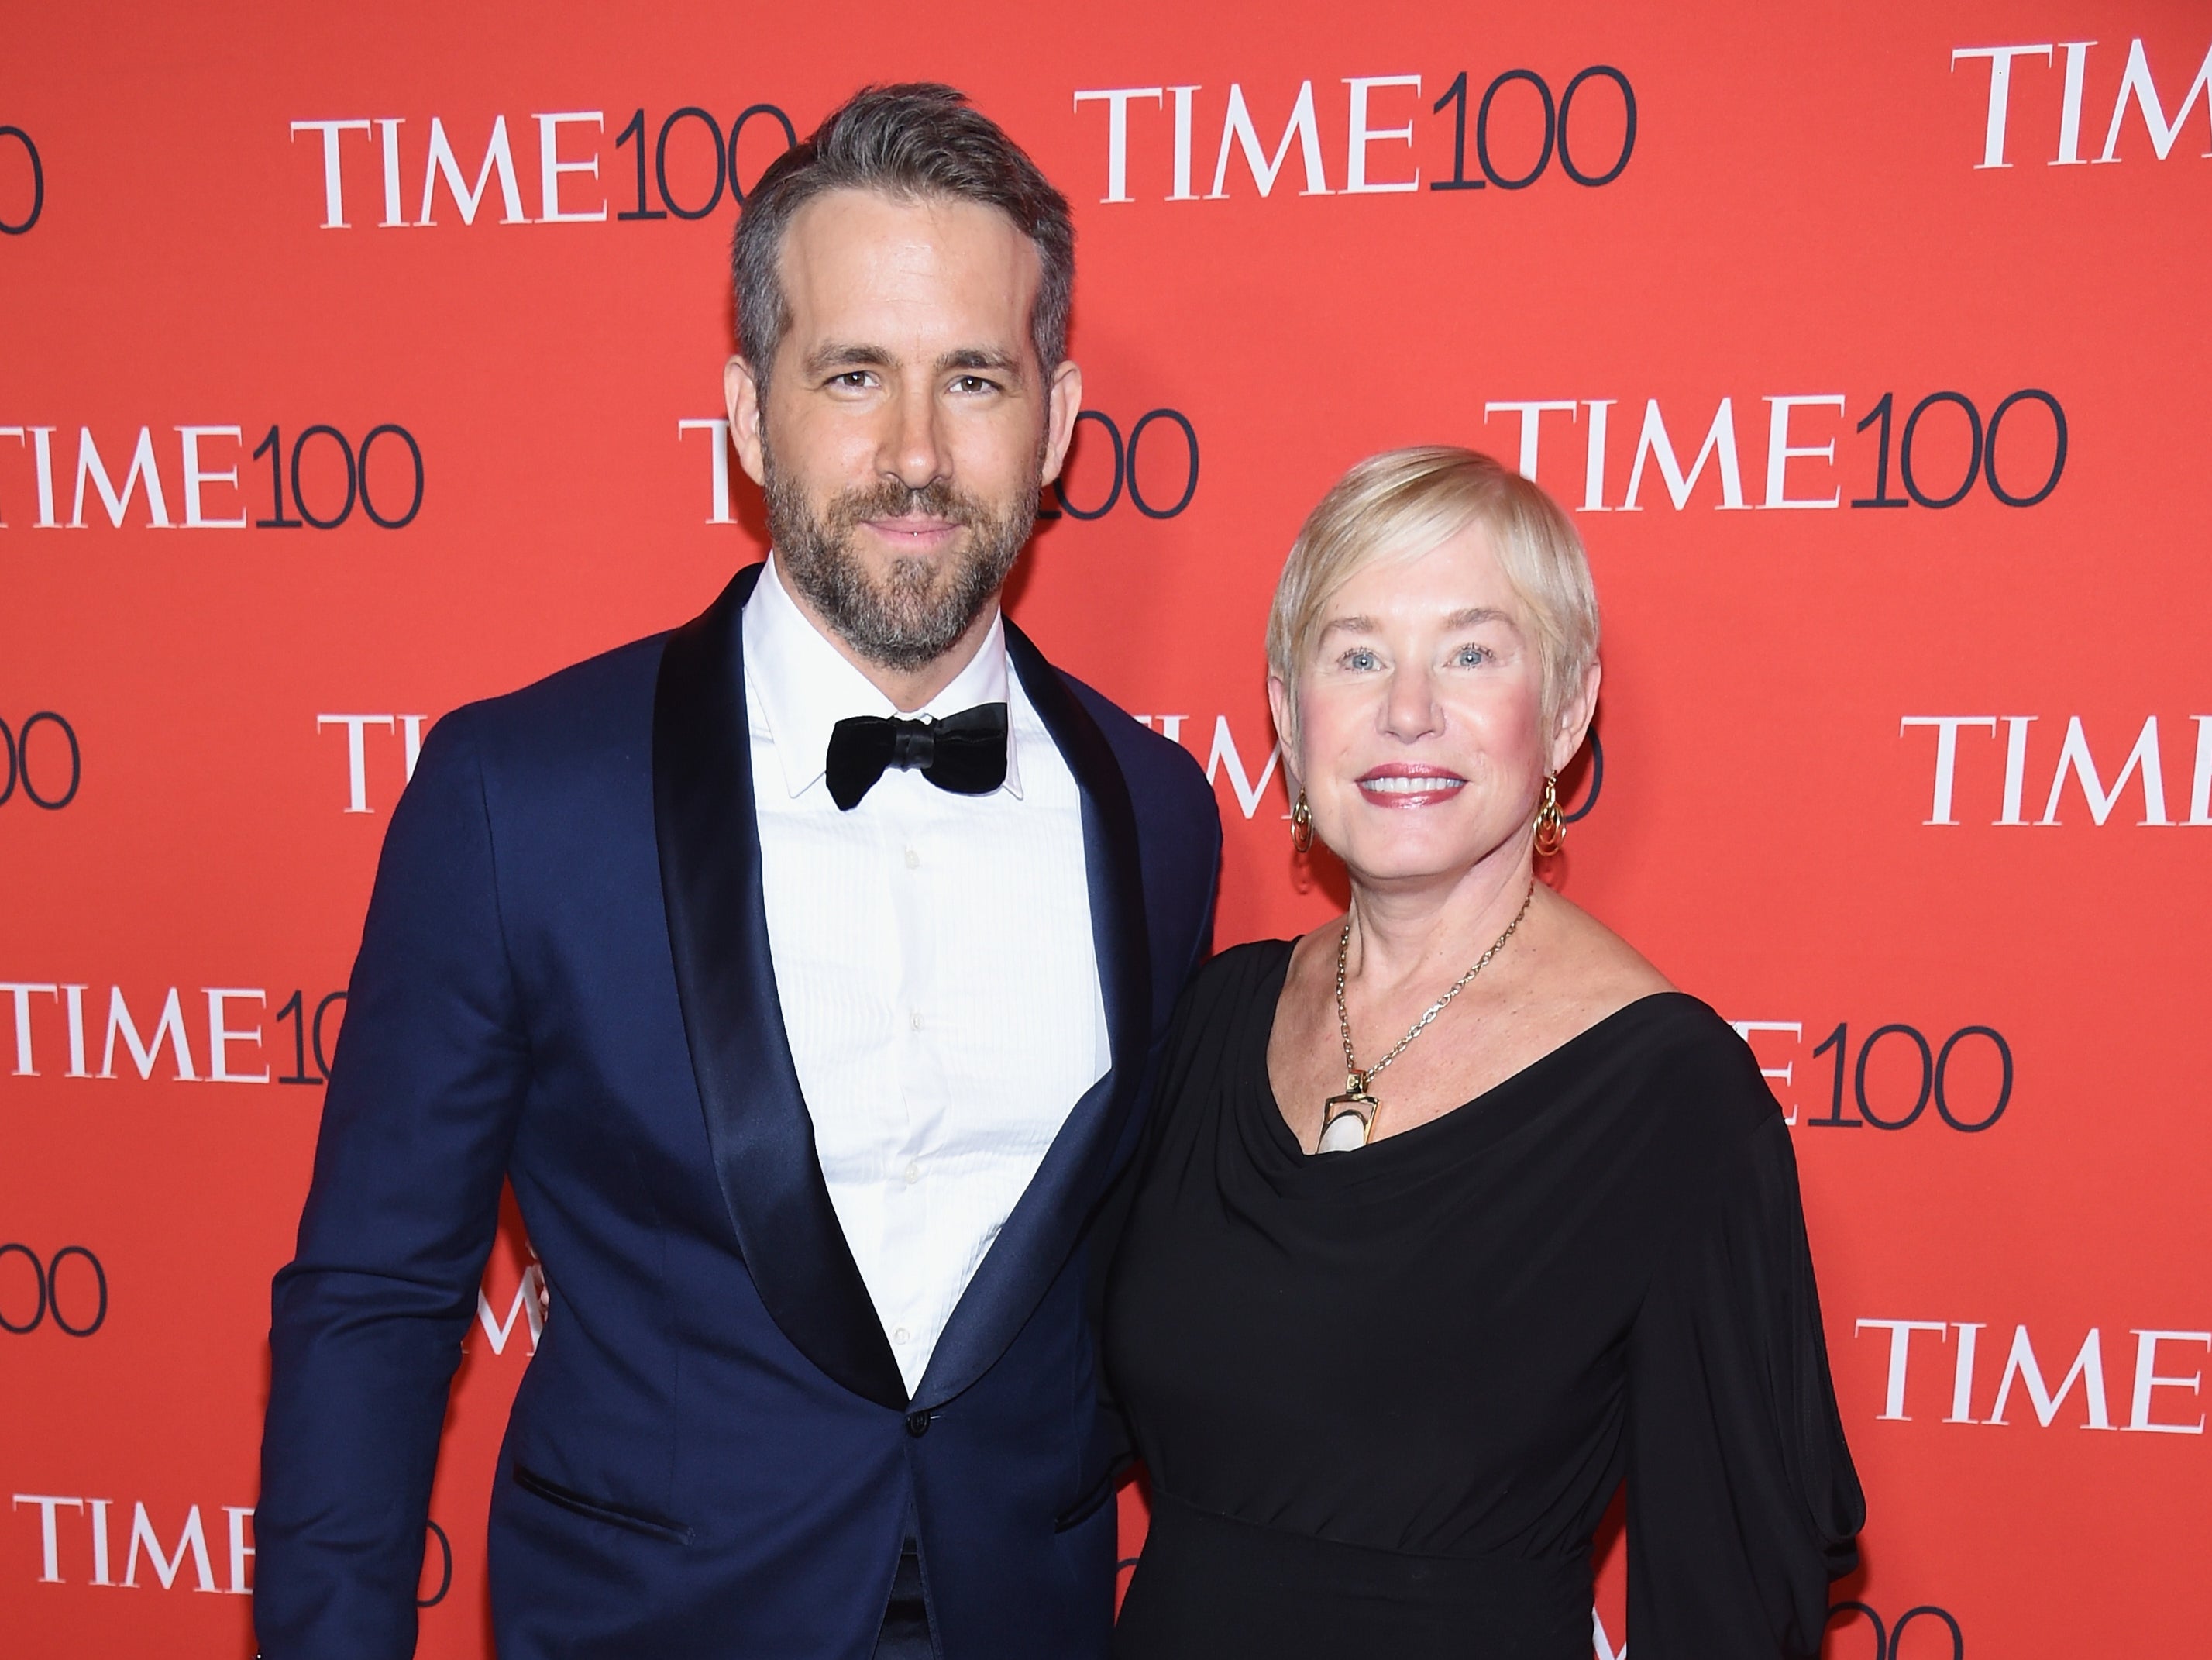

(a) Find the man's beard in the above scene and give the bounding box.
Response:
[763,440,1039,675]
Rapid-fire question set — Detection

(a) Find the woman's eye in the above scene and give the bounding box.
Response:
[1342,648,1380,671]
[1454,645,1493,667]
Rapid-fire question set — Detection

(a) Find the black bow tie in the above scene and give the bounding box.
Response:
[824,703,1010,812]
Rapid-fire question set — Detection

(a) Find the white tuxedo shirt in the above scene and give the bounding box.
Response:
[741,556,1109,1393]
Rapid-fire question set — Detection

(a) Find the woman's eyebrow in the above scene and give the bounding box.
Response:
[1316,615,1378,640]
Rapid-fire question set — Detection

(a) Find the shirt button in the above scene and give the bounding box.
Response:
[903,1160,922,1185]
[910,1010,924,1031]
[893,1326,912,1345]
[903,847,920,870]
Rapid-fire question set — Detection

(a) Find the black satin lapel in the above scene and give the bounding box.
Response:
[915,621,1151,1408]
[999,620,1151,1102]
[653,563,908,1410]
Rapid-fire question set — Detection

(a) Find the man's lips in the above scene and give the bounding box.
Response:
[1355,765,1467,805]
[862,515,963,548]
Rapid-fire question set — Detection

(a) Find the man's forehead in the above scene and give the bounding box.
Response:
[779,188,1039,322]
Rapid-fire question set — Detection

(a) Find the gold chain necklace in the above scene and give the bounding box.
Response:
[1317,879,1536,1155]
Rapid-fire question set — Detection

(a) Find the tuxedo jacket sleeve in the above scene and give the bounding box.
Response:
[258,704,530,1653]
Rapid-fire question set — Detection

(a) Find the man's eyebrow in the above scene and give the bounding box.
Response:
[802,342,893,377]
[937,346,1026,378]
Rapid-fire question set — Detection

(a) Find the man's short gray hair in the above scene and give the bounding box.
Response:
[731,84,1075,383]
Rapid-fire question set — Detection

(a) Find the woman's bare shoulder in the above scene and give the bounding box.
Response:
[1529,886,1674,1020]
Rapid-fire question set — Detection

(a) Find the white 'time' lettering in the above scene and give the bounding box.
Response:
[293,110,637,226]
[1904,712,2212,828]
[1072,88,1163,203]
[1952,38,2212,169]
[1343,76,1422,192]
[1856,1317,2209,1434]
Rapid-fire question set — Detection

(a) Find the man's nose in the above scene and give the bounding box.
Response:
[882,380,948,492]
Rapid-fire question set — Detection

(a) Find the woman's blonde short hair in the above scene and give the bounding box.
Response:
[1265,446,1600,753]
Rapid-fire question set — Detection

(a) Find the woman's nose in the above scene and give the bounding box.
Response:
[1379,668,1443,742]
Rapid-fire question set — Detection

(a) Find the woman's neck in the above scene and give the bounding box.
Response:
[1343,845,1539,994]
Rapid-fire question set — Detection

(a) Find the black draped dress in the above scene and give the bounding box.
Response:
[1105,942,1863,1659]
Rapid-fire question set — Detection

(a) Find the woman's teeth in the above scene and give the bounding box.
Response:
[1359,776,1464,794]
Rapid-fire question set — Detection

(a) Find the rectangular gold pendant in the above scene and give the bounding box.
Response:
[1318,1086,1380,1153]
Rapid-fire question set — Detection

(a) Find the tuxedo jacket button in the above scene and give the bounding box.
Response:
[905,1411,931,1438]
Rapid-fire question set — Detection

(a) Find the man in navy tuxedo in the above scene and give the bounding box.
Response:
[255,84,1220,1659]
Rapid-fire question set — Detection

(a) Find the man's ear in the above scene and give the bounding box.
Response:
[724,355,767,486]
[1040,359,1084,485]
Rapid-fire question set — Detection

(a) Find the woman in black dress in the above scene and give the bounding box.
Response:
[1106,447,1863,1658]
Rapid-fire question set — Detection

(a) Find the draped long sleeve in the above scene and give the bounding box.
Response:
[1626,1113,1865,1657]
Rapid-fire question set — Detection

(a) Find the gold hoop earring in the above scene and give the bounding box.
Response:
[1290,789,1315,854]
[1533,773,1567,858]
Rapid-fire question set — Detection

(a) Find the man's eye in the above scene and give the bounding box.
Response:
[828,371,872,389]
[951,375,996,394]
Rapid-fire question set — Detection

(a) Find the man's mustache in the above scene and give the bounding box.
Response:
[825,478,982,530]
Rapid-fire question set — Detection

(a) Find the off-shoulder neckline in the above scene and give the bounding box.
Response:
[1229,938,1704,1166]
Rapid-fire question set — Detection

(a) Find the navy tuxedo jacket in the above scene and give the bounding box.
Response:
[255,565,1222,1659]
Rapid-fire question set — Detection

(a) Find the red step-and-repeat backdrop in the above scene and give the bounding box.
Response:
[5,2,2207,1655]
